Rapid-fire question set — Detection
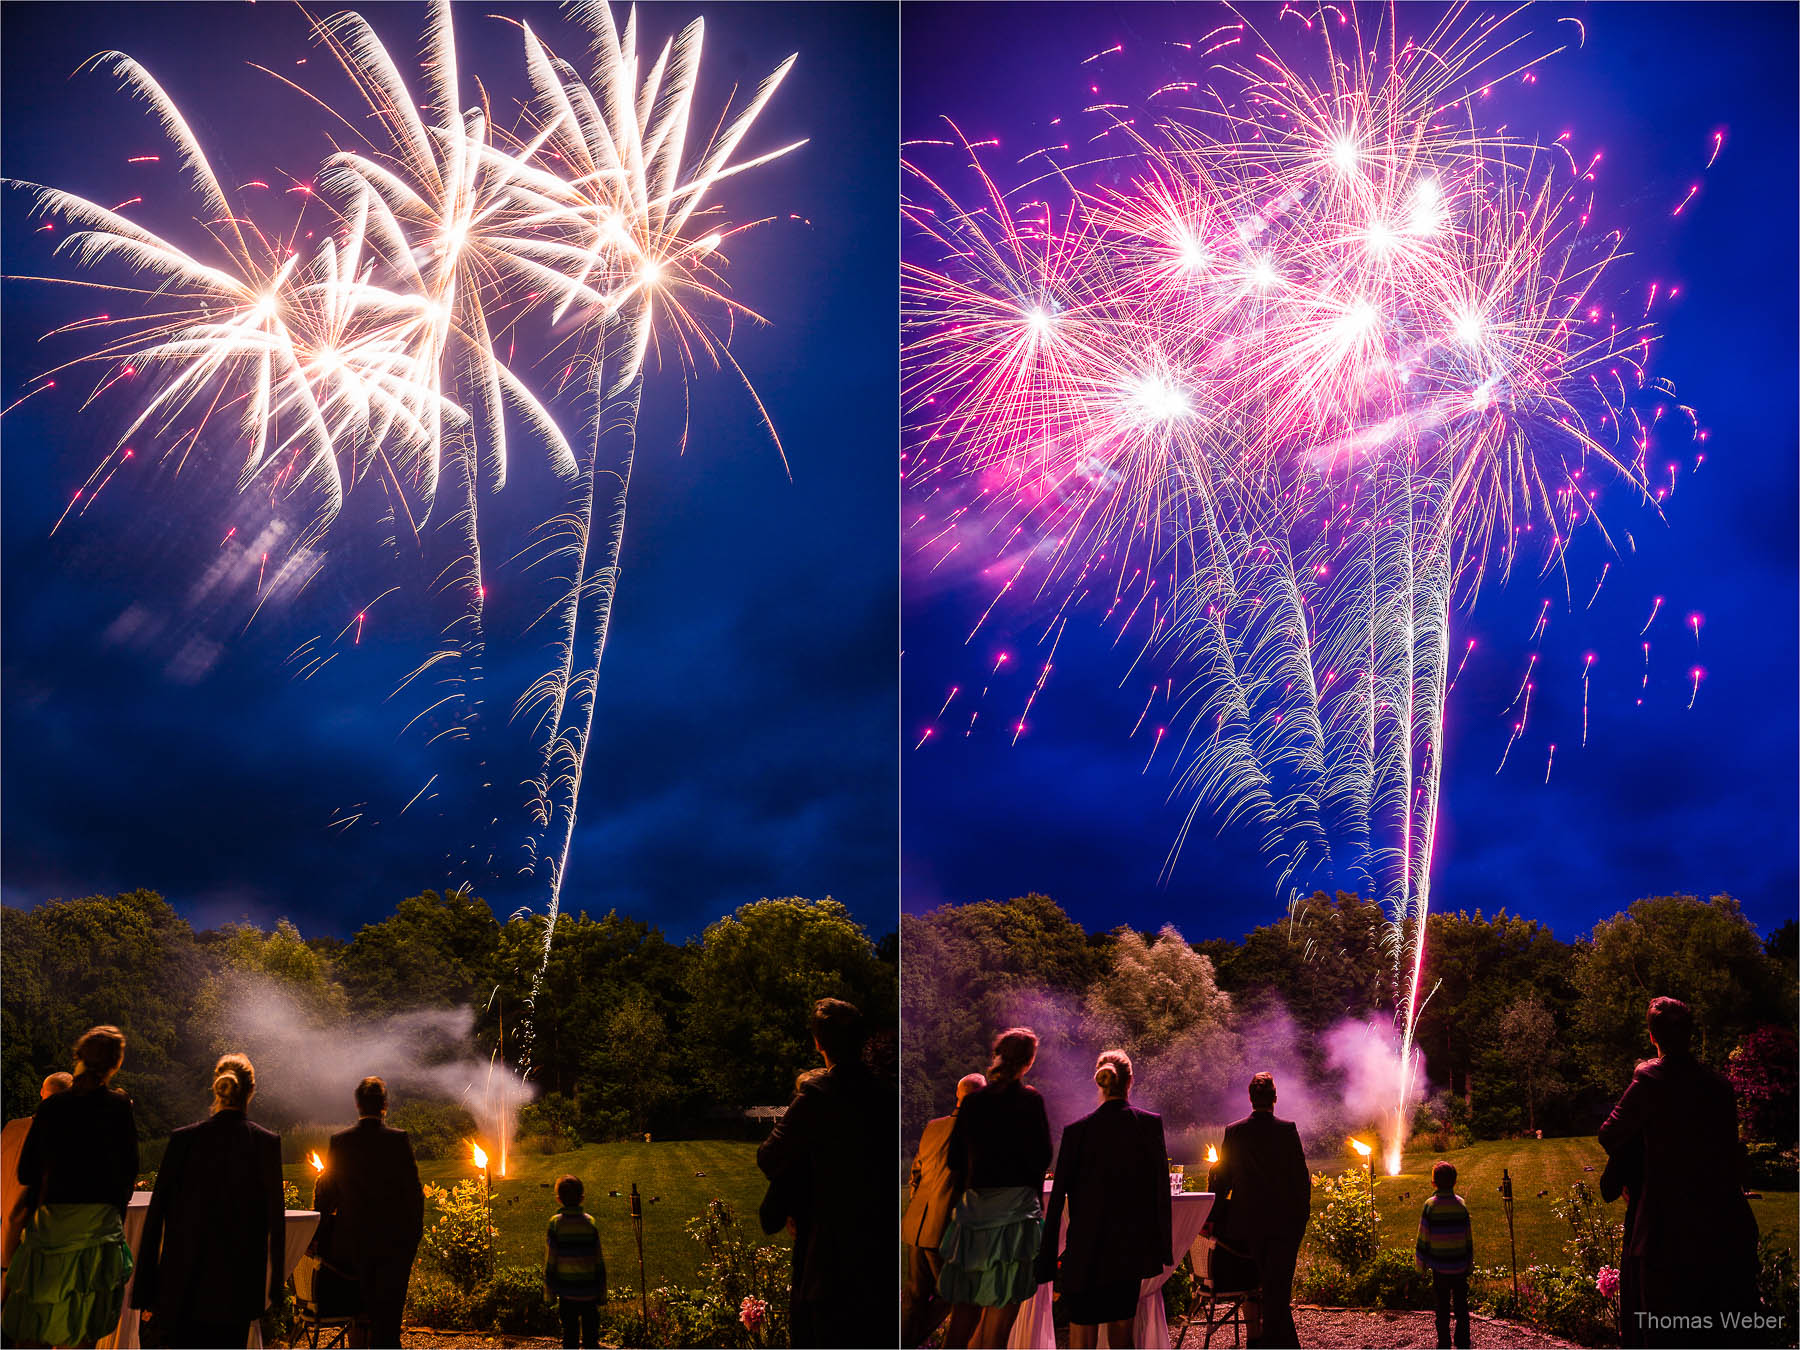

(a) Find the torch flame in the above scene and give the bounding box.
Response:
[1349,1137,1373,1158]
[1206,1145,1218,1164]
[471,1141,489,1171]
[308,1151,324,1173]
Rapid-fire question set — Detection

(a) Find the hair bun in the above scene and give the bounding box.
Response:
[1094,1064,1119,1089]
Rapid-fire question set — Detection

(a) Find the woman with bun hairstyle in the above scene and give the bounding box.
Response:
[1033,1051,1172,1349]
[2,1025,140,1349]
[936,1027,1054,1349]
[130,1052,286,1348]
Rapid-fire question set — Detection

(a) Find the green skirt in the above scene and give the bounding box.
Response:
[1,1202,134,1347]
[937,1186,1042,1309]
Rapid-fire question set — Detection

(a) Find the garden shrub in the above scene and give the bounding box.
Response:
[518,1091,582,1153]
[406,1269,474,1328]
[1755,1235,1800,1349]
[1350,1247,1433,1310]
[418,1179,497,1287]
[1745,1142,1799,1190]
[388,1099,479,1161]
[487,1263,560,1335]
[1552,1180,1622,1278]
[1293,1258,1354,1306]
[1529,1263,1614,1344]
[1308,1170,1378,1272]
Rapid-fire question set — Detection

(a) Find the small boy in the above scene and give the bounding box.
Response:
[1415,1160,1474,1350]
[545,1174,607,1349]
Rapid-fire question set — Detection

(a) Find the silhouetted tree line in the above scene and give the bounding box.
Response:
[902,890,1797,1153]
[2,889,897,1142]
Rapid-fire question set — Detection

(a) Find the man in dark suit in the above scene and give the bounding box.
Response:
[902,1072,984,1347]
[1599,997,1759,1348]
[757,999,894,1349]
[132,1056,284,1347]
[316,1076,425,1349]
[1203,1072,1311,1349]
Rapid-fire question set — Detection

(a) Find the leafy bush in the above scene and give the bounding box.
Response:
[488,1263,560,1335]
[518,1092,582,1154]
[1469,1262,1529,1320]
[1350,1247,1432,1310]
[1293,1258,1354,1306]
[406,1269,474,1328]
[389,1099,479,1161]
[1756,1235,1800,1349]
[1552,1180,1622,1278]
[1530,1263,1614,1344]
[1308,1170,1378,1272]
[418,1179,497,1287]
[1746,1142,1799,1190]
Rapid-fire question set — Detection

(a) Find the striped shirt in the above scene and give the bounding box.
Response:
[1415,1191,1473,1275]
[545,1206,606,1300]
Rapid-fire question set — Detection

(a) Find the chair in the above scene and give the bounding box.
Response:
[290,1253,356,1349]
[1173,1233,1259,1348]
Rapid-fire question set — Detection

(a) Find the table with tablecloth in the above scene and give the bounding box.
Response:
[98,1191,320,1350]
[1009,1187,1214,1350]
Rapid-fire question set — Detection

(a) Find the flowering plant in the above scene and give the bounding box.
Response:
[1595,1266,1620,1301]
[740,1296,768,1332]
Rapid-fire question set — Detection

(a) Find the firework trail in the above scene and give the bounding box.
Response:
[905,2,1696,1168]
[7,1,802,1075]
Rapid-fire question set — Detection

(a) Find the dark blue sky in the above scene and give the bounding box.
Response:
[902,3,1797,944]
[3,2,897,941]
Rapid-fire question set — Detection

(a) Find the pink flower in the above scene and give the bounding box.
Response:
[1596,1266,1620,1300]
[740,1296,768,1332]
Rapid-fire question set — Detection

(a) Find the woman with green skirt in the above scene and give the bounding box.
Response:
[1,1026,139,1349]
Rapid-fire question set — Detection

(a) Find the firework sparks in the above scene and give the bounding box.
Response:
[905,1,1699,1170]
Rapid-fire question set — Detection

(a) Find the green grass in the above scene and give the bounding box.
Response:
[1276,1136,1797,1268]
[284,1138,785,1291]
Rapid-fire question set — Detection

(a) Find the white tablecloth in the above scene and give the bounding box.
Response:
[99,1191,321,1349]
[1011,1188,1214,1350]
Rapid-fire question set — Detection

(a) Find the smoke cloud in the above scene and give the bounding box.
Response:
[203,970,533,1152]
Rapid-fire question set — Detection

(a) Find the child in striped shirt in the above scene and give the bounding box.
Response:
[545,1175,607,1349]
[1415,1160,1473,1350]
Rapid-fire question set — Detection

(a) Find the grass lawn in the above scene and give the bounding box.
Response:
[1274,1136,1797,1268]
[284,1138,784,1291]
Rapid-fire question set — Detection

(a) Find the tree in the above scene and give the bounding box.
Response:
[1573,895,1794,1085]
[333,889,501,1014]
[1,891,205,1134]
[901,893,1107,1144]
[1493,994,1564,1134]
[684,897,893,1111]
[1728,1026,1798,1146]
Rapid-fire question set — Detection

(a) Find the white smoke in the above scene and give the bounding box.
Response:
[205,971,534,1159]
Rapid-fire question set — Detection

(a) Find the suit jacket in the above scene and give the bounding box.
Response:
[15,1081,138,1220]
[1038,1099,1173,1293]
[1209,1111,1310,1253]
[757,1061,893,1330]
[1599,1054,1758,1324]
[901,1113,957,1250]
[131,1110,284,1321]
[317,1118,424,1276]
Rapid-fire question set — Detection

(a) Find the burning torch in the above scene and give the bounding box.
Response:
[308,1151,326,1210]
[629,1182,648,1326]
[472,1141,491,1207]
[1205,1144,1220,1193]
[1349,1138,1376,1211]
[1500,1168,1519,1300]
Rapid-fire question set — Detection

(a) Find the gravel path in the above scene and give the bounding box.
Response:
[1283,1305,1581,1348]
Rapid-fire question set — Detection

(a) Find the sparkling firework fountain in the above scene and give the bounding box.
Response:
[7,1,802,1074]
[905,3,1699,1171]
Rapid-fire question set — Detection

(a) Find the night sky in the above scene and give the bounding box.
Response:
[3,3,898,941]
[902,3,1797,944]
